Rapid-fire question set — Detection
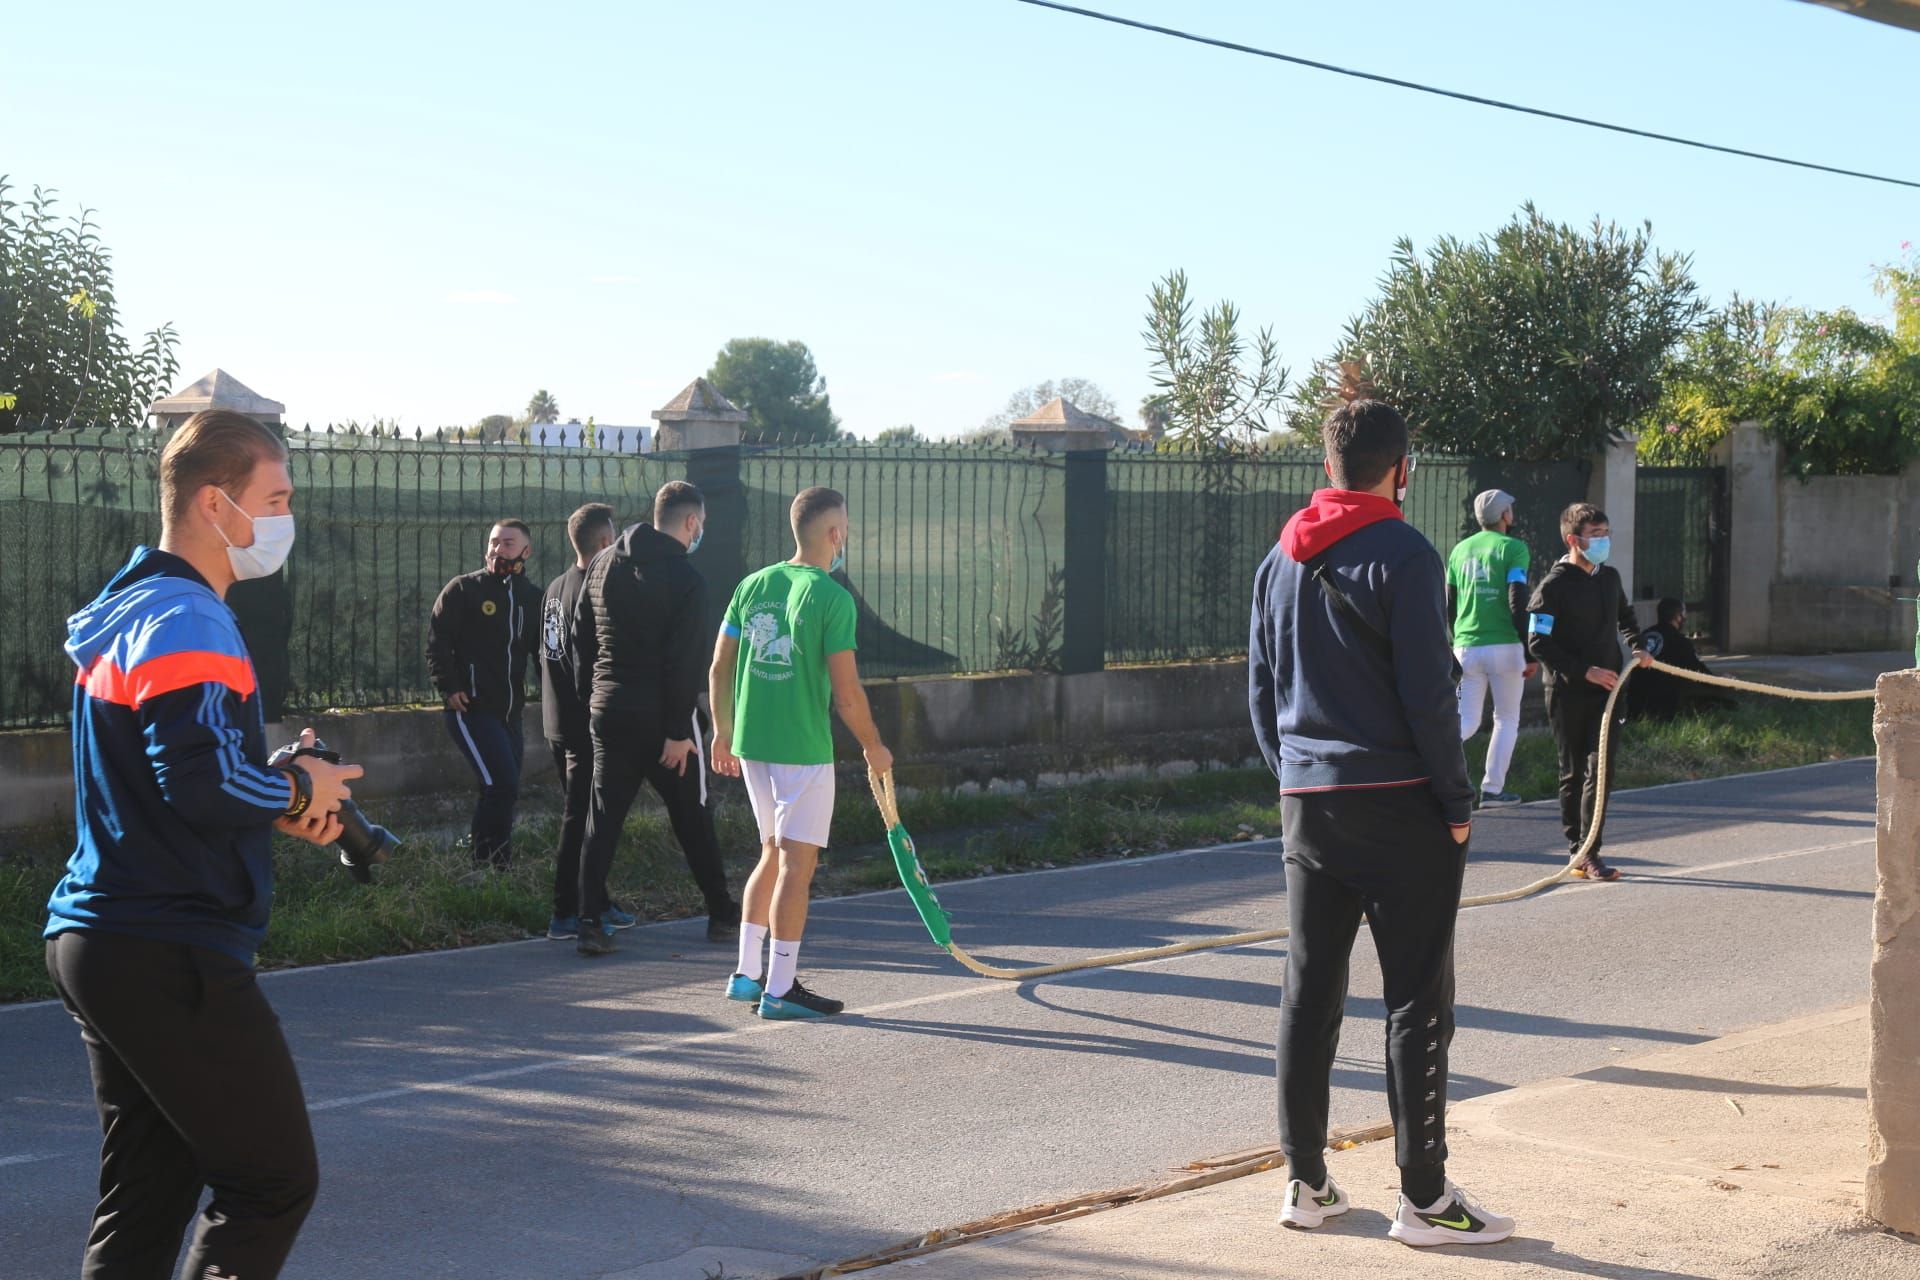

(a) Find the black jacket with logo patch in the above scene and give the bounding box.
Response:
[539,564,590,745]
[572,523,709,742]
[426,568,540,719]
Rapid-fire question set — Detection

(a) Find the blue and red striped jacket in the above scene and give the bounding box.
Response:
[45,547,291,962]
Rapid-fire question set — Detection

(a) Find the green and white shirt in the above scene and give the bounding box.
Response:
[721,563,859,765]
[1446,530,1530,648]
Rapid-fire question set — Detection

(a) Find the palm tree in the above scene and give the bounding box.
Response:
[525,389,560,425]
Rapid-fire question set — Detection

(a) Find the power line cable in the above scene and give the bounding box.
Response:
[1012,0,1920,191]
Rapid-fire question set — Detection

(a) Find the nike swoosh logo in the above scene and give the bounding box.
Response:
[1427,1212,1475,1231]
[1315,1193,1340,1207]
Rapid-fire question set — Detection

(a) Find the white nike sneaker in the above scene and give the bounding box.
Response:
[1277,1175,1350,1229]
[1388,1180,1516,1247]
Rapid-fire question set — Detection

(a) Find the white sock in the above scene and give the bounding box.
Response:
[737,923,768,982]
[765,938,801,999]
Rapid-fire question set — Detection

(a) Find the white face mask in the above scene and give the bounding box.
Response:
[213,488,296,580]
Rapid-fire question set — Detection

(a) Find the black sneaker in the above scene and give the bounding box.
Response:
[757,978,844,1020]
[1479,789,1521,807]
[576,919,619,956]
[706,915,740,944]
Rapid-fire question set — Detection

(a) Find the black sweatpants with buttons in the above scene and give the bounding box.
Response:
[1277,785,1466,1202]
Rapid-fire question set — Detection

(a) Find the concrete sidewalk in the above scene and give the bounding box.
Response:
[868,1005,1916,1279]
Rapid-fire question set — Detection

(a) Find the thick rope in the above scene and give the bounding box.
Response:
[875,660,1874,981]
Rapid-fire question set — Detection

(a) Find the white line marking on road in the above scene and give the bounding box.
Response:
[0,1153,58,1168]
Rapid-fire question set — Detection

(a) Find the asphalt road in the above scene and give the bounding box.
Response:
[0,758,1875,1279]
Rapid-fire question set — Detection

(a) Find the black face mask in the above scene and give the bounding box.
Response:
[488,553,527,577]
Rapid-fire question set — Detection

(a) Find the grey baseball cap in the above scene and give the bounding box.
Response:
[1473,489,1516,526]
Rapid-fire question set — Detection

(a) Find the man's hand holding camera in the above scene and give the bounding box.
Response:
[272,728,365,847]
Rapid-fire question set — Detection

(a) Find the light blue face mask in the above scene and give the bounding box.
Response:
[687,522,704,556]
[829,544,846,574]
[1583,535,1612,566]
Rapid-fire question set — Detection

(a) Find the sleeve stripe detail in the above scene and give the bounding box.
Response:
[78,650,257,708]
[721,622,742,639]
[197,683,289,811]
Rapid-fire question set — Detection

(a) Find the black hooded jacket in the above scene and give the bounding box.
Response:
[572,522,710,740]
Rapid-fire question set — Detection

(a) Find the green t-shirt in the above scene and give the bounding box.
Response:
[1446,530,1531,648]
[722,562,859,765]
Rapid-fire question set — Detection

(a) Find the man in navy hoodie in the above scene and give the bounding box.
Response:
[45,410,361,1279]
[1250,391,1514,1248]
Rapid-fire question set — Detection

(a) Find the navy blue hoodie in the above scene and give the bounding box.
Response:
[1249,490,1473,827]
[45,547,292,963]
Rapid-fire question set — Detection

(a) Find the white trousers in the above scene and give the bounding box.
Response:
[1456,642,1527,793]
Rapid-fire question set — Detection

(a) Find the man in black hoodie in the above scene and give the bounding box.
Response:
[1251,393,1513,1248]
[428,518,542,872]
[1525,503,1651,882]
[570,481,740,955]
[538,502,624,940]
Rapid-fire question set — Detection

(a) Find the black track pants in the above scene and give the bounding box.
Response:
[579,708,735,922]
[1276,786,1466,1192]
[548,736,593,918]
[1546,683,1614,854]
[45,930,319,1280]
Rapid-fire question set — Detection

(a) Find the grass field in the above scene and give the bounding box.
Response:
[0,695,1873,1003]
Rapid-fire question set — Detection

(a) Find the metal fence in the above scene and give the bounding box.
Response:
[1634,466,1729,645]
[0,426,1598,729]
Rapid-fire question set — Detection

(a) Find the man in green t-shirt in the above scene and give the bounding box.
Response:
[709,486,893,1020]
[1445,490,1537,807]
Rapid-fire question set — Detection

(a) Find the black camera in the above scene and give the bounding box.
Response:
[268,737,400,883]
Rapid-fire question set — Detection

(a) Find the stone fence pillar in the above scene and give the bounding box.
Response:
[1869,669,1920,1233]
[1587,433,1638,618]
[1722,421,1779,652]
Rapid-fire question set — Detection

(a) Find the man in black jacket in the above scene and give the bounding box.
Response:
[571,481,740,956]
[1250,392,1513,1248]
[1525,503,1652,882]
[1628,597,1727,722]
[539,502,625,940]
[428,518,542,872]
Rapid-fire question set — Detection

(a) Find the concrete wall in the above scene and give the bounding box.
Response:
[1777,475,1903,584]
[0,662,1264,833]
[1724,422,1920,654]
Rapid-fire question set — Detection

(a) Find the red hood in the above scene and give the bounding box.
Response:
[1279,489,1404,562]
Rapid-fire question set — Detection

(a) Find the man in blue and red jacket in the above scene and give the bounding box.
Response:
[1250,392,1514,1248]
[44,409,361,1280]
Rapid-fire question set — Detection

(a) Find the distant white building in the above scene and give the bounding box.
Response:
[538,422,654,453]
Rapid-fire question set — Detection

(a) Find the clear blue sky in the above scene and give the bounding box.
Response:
[6,0,1914,436]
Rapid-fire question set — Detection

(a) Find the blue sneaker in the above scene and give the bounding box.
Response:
[725,973,764,1004]
[546,915,579,940]
[757,979,844,1020]
[603,905,638,931]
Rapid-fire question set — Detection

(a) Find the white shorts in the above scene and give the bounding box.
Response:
[740,760,836,849]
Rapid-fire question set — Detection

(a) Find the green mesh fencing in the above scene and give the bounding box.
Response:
[0,426,1646,730]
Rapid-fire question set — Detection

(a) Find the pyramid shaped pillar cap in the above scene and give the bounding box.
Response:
[652,377,748,449]
[147,369,286,427]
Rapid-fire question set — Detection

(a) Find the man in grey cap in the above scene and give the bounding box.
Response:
[1444,489,1536,806]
